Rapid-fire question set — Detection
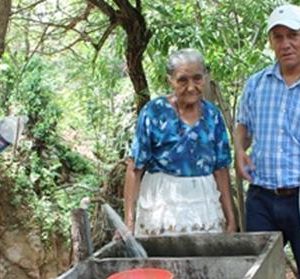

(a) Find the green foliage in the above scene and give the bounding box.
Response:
[60,45,135,167]
[0,54,98,244]
[145,0,279,117]
[0,55,17,114]
[0,39,135,243]
[15,57,60,141]
[145,1,202,93]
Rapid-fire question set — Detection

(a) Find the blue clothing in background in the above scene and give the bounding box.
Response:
[237,63,300,188]
[0,134,10,152]
[130,96,231,177]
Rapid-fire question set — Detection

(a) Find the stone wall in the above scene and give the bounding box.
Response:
[0,181,70,279]
[0,229,69,279]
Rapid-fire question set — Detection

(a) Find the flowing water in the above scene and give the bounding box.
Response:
[102,203,148,258]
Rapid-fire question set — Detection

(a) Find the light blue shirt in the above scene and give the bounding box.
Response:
[130,96,231,177]
[237,63,300,188]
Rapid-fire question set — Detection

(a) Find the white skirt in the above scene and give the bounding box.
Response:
[134,172,225,236]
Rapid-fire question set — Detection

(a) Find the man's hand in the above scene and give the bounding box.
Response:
[235,149,255,182]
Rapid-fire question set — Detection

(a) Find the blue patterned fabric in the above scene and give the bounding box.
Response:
[130,96,231,177]
[237,63,300,188]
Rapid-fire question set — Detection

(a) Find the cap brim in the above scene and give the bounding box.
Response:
[267,20,300,32]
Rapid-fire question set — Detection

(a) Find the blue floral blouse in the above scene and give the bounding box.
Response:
[130,96,231,176]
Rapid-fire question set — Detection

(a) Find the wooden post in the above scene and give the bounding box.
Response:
[235,176,245,232]
[204,78,244,231]
[71,208,94,264]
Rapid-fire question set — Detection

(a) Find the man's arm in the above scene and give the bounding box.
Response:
[213,167,237,233]
[234,123,254,181]
[123,158,144,234]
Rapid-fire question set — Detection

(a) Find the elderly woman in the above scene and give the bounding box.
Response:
[124,48,236,236]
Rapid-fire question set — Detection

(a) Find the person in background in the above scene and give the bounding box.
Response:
[0,116,28,152]
[124,48,236,237]
[235,4,300,275]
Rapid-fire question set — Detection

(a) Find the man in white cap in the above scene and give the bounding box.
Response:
[235,4,300,275]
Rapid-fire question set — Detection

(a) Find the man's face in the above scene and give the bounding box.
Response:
[269,25,300,71]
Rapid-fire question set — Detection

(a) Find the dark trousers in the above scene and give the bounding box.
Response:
[246,185,300,276]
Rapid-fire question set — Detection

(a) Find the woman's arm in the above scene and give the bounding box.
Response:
[213,167,237,233]
[123,158,144,234]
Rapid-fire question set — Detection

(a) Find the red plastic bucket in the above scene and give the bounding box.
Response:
[107,268,174,279]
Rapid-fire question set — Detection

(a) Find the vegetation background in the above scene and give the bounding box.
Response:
[0,0,298,277]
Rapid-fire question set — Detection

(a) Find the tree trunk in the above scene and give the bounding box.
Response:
[0,0,11,58]
[126,48,150,113]
[123,14,151,113]
[88,0,152,113]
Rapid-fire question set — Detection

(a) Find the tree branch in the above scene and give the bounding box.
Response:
[37,37,84,55]
[87,0,116,18]
[12,2,94,34]
[113,0,134,14]
[12,15,100,50]
[136,0,141,12]
[10,0,46,15]
[92,21,118,64]
[26,26,49,63]
[88,0,151,111]
[65,2,94,30]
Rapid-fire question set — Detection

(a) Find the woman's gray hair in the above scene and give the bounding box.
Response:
[166,48,206,76]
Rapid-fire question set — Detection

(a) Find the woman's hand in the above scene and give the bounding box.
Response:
[113,223,135,242]
[112,229,122,241]
[225,218,237,233]
[123,158,143,240]
[125,218,135,235]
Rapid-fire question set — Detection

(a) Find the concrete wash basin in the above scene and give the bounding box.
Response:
[57,232,285,279]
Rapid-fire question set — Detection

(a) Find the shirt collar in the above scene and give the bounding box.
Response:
[266,63,300,88]
[266,63,283,80]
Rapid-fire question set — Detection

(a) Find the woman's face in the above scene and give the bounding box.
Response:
[168,62,206,105]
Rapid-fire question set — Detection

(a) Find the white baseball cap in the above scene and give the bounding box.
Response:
[267,4,300,32]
